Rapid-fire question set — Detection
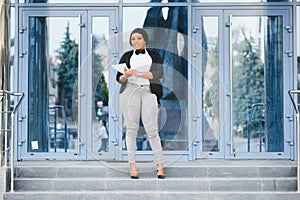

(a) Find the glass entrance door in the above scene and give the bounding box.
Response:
[192,7,293,159]
[17,8,118,160]
[191,9,224,159]
[225,9,293,158]
[86,10,118,160]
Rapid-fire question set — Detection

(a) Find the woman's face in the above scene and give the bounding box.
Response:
[130,32,146,50]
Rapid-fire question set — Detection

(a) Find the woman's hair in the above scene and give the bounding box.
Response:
[129,28,149,46]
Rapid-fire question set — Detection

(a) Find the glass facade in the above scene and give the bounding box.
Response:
[298,6,300,92]
[91,16,110,154]
[8,0,299,160]
[201,16,220,152]
[19,0,118,3]
[195,0,292,2]
[16,0,296,3]
[231,16,283,153]
[27,16,80,152]
[123,6,189,151]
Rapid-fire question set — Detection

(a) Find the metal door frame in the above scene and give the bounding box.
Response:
[85,10,119,160]
[16,6,119,160]
[192,6,293,159]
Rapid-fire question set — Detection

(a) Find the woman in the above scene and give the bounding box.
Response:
[116,28,165,179]
[97,120,108,153]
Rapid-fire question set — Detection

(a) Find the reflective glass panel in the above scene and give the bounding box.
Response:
[231,16,283,153]
[28,16,79,153]
[298,6,300,58]
[194,0,291,2]
[123,6,188,151]
[91,16,111,156]
[202,16,220,152]
[10,8,16,90]
[297,6,300,99]
[124,0,189,2]
[21,0,117,3]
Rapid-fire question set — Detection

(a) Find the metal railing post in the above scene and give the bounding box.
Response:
[0,0,10,167]
[288,90,300,192]
[246,103,265,152]
[10,91,24,192]
[0,90,24,192]
[49,105,68,152]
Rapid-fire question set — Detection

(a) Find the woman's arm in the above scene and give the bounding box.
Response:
[116,51,133,84]
[148,50,164,80]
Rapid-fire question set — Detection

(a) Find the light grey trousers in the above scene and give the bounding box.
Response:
[120,83,164,164]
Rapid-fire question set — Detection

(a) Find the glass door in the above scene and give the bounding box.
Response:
[225,9,293,158]
[17,8,118,160]
[121,6,190,162]
[18,9,88,159]
[191,9,225,159]
[86,10,118,160]
[192,7,293,159]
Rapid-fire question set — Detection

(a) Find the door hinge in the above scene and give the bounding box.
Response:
[111,140,118,146]
[111,115,118,121]
[111,26,118,33]
[19,51,27,58]
[111,51,118,58]
[79,23,86,28]
[225,22,232,28]
[193,115,200,121]
[192,26,199,33]
[18,140,26,146]
[285,114,293,121]
[192,51,200,57]
[285,50,292,57]
[19,26,27,34]
[286,140,294,146]
[285,26,292,33]
[18,115,26,122]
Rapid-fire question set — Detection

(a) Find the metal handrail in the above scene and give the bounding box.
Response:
[49,105,68,152]
[0,90,25,192]
[288,90,300,192]
[246,103,265,152]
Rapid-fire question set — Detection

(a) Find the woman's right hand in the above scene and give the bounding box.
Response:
[124,68,138,77]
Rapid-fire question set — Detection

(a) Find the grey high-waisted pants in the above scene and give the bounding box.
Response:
[120,83,164,164]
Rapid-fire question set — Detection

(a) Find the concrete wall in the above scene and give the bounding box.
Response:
[0,167,8,200]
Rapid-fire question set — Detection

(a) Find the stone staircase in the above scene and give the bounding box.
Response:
[2,160,300,200]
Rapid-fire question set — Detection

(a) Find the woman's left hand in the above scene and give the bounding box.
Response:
[127,69,139,77]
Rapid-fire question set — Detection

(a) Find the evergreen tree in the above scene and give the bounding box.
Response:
[55,24,78,116]
[232,27,264,134]
[55,26,109,120]
[92,34,109,110]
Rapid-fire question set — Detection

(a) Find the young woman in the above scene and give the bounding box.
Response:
[116,28,165,179]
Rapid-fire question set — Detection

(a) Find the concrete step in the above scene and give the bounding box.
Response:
[3,160,299,200]
[15,165,296,178]
[13,177,296,192]
[3,191,300,200]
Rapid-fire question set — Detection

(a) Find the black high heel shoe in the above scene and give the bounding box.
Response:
[130,171,139,179]
[157,174,165,179]
[157,166,165,179]
[131,175,139,179]
[130,164,139,179]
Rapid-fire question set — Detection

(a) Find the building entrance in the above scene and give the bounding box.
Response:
[15,5,295,161]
